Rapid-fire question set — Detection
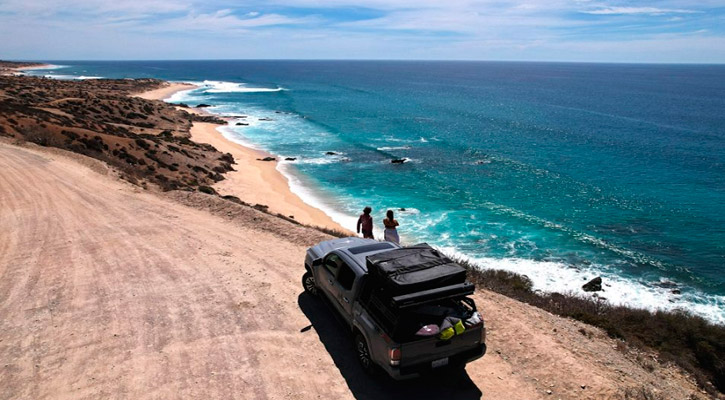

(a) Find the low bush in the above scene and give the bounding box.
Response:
[454,256,725,395]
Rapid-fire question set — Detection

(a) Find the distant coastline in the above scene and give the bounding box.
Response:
[141,83,348,232]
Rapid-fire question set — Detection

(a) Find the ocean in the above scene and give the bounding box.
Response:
[26,60,725,323]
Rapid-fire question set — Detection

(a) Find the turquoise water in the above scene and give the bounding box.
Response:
[28,61,725,323]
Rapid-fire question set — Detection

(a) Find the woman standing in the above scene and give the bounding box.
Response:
[383,209,400,244]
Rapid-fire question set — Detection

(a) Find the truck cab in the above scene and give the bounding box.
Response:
[303,238,486,379]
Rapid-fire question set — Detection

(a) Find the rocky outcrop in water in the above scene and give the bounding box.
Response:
[582,277,603,292]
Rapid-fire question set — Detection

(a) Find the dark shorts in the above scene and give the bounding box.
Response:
[362,229,374,239]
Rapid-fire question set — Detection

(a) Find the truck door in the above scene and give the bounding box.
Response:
[333,261,356,318]
[319,253,343,305]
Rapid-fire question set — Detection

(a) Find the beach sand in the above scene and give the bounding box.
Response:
[134,82,196,101]
[142,83,350,233]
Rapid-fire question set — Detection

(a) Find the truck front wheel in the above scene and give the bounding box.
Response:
[355,334,375,375]
[302,272,318,296]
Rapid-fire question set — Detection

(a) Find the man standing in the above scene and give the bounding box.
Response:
[356,206,374,239]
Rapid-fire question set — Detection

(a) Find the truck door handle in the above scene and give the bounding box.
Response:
[343,297,349,303]
[328,279,333,284]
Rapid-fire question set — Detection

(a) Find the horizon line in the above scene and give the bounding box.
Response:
[8,58,725,66]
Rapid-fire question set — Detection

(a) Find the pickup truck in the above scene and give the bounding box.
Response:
[303,237,486,379]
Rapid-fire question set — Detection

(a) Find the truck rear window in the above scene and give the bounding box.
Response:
[348,242,394,255]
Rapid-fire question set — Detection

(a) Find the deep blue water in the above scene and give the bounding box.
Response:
[28,61,725,322]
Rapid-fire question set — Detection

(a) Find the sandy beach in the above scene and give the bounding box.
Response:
[134,82,196,101]
[0,62,55,76]
[141,83,349,233]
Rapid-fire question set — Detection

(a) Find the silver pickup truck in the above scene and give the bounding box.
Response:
[303,237,486,379]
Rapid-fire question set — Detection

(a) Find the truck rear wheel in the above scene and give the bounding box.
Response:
[355,334,375,375]
[302,272,317,296]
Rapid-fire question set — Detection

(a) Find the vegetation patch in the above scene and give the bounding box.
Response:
[454,256,725,396]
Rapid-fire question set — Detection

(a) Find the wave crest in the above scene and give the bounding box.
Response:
[200,80,286,93]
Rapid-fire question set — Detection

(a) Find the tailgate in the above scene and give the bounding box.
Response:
[399,325,482,368]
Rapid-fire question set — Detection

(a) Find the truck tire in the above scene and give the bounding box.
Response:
[302,272,318,296]
[355,334,375,375]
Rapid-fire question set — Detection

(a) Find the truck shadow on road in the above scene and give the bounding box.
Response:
[298,292,483,400]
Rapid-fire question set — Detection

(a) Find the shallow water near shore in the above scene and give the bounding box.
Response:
[28,60,725,323]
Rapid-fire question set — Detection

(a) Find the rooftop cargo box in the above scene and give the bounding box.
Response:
[365,244,467,296]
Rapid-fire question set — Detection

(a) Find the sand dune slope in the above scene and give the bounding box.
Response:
[0,142,703,400]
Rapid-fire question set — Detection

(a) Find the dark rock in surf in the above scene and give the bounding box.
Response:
[285,157,297,161]
[257,157,276,162]
[196,104,211,108]
[391,158,406,164]
[582,277,603,292]
[236,122,248,126]
[325,151,338,156]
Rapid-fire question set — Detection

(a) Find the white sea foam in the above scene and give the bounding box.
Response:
[19,64,68,75]
[296,157,339,165]
[165,86,199,103]
[435,244,725,324]
[277,163,359,230]
[39,64,67,70]
[217,126,263,151]
[199,80,286,93]
[377,146,411,151]
[42,74,102,80]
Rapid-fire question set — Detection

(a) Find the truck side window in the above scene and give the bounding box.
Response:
[337,263,355,291]
[324,254,342,277]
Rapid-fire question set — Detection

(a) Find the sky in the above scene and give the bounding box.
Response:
[1,0,724,63]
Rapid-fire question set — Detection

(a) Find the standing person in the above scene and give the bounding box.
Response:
[357,206,374,239]
[383,209,400,244]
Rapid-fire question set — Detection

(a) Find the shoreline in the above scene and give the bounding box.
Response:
[22,74,725,324]
[141,82,350,233]
[142,82,725,325]
[0,63,56,76]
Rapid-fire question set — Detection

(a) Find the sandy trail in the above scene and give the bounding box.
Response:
[0,142,702,400]
[0,143,499,399]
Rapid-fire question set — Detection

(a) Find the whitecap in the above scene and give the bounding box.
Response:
[42,74,102,80]
[396,207,420,215]
[200,80,286,93]
[297,157,341,165]
[377,146,411,151]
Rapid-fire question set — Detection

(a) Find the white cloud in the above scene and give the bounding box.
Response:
[0,0,723,62]
[1,0,191,16]
[136,11,318,33]
[581,7,700,15]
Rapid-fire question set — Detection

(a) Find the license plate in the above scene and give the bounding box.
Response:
[431,357,449,368]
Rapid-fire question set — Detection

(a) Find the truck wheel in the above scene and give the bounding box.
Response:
[355,334,375,375]
[302,272,318,296]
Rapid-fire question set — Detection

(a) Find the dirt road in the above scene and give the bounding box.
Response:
[0,142,703,399]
